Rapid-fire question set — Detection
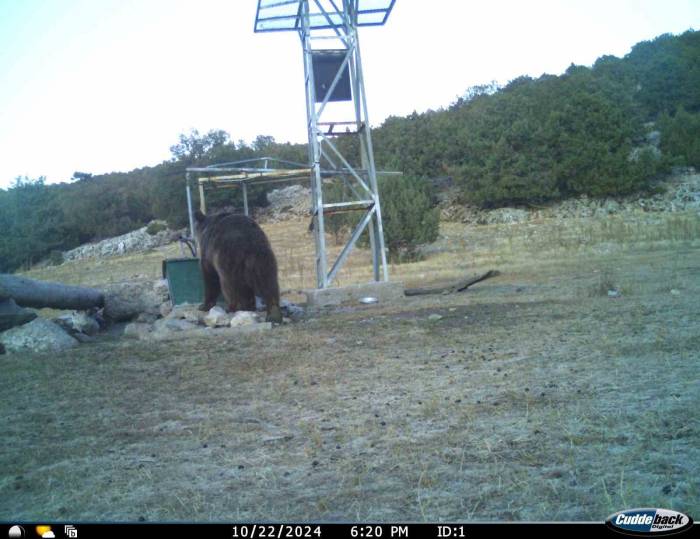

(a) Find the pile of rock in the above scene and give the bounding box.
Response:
[123,304,274,342]
[62,221,181,262]
[256,184,311,224]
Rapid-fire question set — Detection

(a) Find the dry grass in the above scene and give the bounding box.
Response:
[3,210,700,521]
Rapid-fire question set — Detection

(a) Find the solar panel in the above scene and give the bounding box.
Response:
[254,0,395,32]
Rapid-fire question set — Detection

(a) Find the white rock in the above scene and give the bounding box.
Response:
[0,318,79,354]
[229,311,259,327]
[166,303,205,323]
[428,313,443,321]
[159,301,173,318]
[204,306,231,327]
[53,311,100,336]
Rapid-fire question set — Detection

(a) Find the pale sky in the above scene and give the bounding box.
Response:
[0,0,698,188]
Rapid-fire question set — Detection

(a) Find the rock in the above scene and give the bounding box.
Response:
[53,311,100,336]
[103,281,164,322]
[136,311,158,324]
[166,303,205,323]
[141,318,198,340]
[124,322,153,339]
[229,311,260,327]
[0,318,79,354]
[428,313,443,321]
[280,298,305,320]
[153,279,170,298]
[0,298,37,332]
[670,289,680,296]
[159,301,173,318]
[154,318,198,332]
[204,306,231,327]
[607,289,621,298]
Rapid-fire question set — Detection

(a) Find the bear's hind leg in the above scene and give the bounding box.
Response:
[238,285,256,312]
[219,274,240,313]
[258,275,282,324]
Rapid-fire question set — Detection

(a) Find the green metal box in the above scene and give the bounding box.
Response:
[162,258,206,306]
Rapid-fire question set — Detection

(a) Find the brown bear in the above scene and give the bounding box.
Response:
[194,210,282,323]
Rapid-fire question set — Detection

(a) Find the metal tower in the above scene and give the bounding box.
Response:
[254,0,396,289]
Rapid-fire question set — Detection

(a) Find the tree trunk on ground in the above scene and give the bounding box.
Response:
[404,270,500,296]
[0,274,104,310]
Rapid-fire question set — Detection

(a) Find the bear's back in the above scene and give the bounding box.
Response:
[200,213,272,254]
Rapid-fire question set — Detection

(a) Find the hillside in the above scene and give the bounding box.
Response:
[1,29,699,273]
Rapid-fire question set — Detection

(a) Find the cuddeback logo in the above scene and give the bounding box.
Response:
[606,508,694,536]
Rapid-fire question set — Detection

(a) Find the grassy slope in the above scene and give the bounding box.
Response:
[1,210,699,521]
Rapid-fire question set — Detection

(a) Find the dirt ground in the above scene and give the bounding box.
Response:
[1,213,699,521]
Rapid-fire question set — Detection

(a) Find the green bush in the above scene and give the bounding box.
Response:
[658,107,700,168]
[374,175,439,263]
[320,175,439,262]
[146,220,168,235]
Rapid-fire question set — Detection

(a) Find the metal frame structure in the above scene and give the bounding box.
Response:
[184,2,396,290]
[185,157,399,267]
[254,0,395,289]
[186,157,312,224]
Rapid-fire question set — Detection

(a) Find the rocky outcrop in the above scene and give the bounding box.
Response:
[62,222,182,262]
[440,170,700,224]
[256,184,311,223]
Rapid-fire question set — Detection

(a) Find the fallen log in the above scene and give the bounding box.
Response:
[404,270,500,297]
[0,274,104,310]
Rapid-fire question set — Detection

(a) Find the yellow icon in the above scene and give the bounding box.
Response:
[34,527,54,539]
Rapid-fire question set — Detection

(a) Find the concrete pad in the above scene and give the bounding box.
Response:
[304,281,405,310]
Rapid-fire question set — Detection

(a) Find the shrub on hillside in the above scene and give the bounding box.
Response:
[375,175,439,262]
[146,220,168,235]
[320,175,439,262]
[658,107,700,168]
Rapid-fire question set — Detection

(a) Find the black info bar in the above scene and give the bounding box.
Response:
[2,522,644,538]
